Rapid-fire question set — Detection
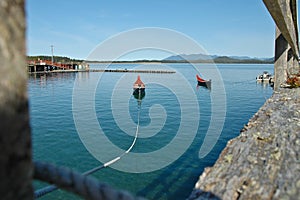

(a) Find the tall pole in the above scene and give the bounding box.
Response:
[51,45,54,65]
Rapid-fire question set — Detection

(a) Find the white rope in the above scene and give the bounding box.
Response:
[35,99,142,198]
[87,102,141,172]
[126,105,140,154]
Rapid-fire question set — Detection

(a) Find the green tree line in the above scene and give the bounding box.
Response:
[27,55,83,63]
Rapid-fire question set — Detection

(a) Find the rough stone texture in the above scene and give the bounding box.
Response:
[190,88,300,200]
[0,0,33,199]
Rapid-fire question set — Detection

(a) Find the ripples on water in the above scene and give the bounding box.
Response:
[29,64,273,200]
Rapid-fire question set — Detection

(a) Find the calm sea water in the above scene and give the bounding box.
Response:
[29,63,273,200]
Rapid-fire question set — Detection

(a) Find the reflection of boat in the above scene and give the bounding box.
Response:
[269,77,274,87]
[196,74,211,88]
[133,75,145,100]
[256,71,273,82]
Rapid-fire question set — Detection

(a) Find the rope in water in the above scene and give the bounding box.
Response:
[34,100,142,199]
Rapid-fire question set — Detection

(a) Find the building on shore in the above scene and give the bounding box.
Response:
[27,59,89,73]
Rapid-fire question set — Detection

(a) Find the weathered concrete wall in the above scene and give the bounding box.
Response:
[263,0,299,90]
[189,88,300,199]
[274,27,289,90]
[0,0,33,199]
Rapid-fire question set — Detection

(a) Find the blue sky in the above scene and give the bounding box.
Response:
[27,0,281,60]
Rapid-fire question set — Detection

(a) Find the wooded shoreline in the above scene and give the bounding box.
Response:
[28,55,274,64]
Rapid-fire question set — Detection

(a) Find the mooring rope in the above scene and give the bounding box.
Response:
[34,101,142,199]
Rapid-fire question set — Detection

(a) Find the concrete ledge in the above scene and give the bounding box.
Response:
[189,88,300,200]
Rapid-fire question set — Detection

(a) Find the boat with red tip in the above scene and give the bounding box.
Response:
[133,75,145,99]
[196,74,211,88]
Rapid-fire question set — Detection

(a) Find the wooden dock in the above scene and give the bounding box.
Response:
[28,69,89,74]
[28,68,175,74]
[27,60,89,73]
[27,60,176,74]
[89,69,176,73]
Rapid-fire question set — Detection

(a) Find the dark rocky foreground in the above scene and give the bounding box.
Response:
[189,88,300,200]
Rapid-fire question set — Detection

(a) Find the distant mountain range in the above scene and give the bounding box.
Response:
[28,54,274,64]
[163,53,274,64]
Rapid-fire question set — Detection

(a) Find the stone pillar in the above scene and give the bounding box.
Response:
[287,50,299,75]
[0,0,33,199]
[274,26,289,90]
[263,0,299,90]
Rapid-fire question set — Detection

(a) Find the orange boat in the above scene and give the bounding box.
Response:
[196,74,211,88]
[133,75,145,98]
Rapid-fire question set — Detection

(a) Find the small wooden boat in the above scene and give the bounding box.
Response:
[196,74,211,88]
[133,75,145,99]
